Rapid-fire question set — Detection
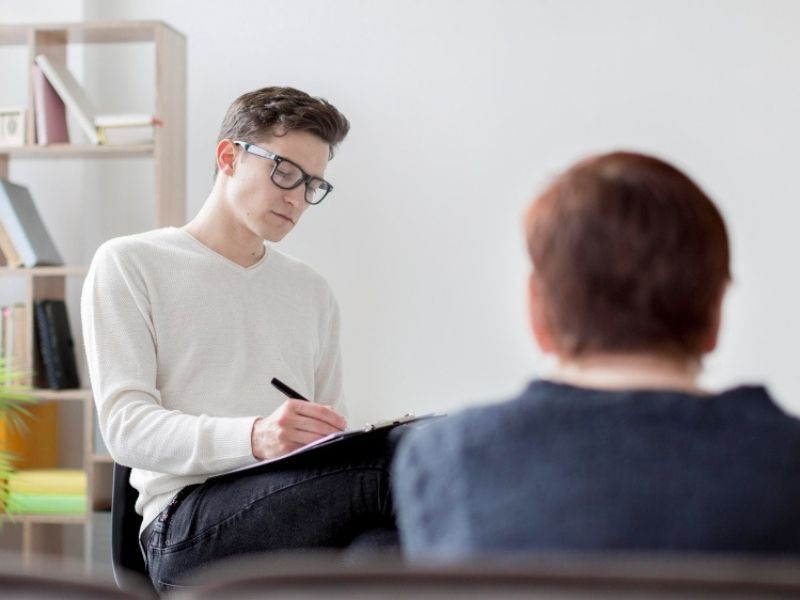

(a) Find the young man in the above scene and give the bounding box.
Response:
[82,87,397,591]
[392,151,800,558]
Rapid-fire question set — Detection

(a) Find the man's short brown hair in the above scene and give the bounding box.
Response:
[526,151,730,358]
[216,86,350,167]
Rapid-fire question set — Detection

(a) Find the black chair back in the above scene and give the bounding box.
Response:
[111,463,148,592]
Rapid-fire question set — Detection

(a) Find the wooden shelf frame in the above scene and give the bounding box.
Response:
[0,266,88,277]
[0,144,154,158]
[0,20,185,228]
[0,19,186,566]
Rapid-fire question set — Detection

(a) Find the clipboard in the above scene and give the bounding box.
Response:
[215,413,441,477]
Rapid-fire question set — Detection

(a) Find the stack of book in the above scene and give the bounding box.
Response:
[5,469,86,515]
[32,54,160,146]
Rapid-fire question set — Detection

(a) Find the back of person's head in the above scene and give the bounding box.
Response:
[214,86,350,175]
[525,151,730,359]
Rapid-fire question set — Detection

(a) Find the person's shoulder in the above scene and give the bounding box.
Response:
[93,227,182,262]
[716,384,800,427]
[397,386,541,465]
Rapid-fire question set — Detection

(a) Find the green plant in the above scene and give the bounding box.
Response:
[0,359,36,516]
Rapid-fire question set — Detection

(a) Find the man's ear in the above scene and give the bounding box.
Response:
[216,139,237,176]
[528,272,557,353]
[701,282,728,353]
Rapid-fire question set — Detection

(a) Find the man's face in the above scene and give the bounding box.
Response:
[226,130,330,242]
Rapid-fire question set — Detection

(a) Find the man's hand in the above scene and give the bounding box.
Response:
[251,400,347,460]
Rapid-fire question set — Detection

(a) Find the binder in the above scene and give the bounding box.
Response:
[34,299,80,390]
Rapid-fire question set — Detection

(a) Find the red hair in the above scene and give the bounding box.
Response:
[526,151,730,357]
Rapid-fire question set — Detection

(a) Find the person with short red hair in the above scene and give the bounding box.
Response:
[393,151,800,558]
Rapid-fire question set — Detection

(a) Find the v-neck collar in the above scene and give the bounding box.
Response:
[175,227,271,273]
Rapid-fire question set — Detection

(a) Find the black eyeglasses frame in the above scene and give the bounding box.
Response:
[233,140,333,205]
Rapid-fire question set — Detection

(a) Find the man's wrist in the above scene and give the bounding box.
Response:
[251,416,263,459]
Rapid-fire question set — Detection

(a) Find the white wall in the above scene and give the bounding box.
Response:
[7,0,800,423]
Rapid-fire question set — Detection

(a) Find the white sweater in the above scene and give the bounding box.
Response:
[81,227,344,531]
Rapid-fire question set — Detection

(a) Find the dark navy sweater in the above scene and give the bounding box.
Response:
[393,381,800,559]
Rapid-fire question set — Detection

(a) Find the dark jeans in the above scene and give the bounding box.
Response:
[141,427,403,593]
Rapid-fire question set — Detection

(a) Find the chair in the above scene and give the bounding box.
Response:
[181,551,800,599]
[111,463,152,595]
[0,550,138,599]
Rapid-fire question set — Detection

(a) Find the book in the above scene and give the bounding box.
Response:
[0,179,63,267]
[34,55,160,146]
[34,299,80,390]
[7,469,86,495]
[33,54,100,145]
[2,306,12,371]
[96,114,161,145]
[2,304,25,375]
[215,413,441,478]
[94,114,160,128]
[10,304,26,381]
[0,413,60,471]
[6,491,86,515]
[32,64,69,145]
[0,220,23,268]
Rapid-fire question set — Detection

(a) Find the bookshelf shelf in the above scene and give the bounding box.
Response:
[0,19,185,567]
[0,513,86,525]
[0,144,154,159]
[0,266,88,277]
[29,388,93,402]
[0,20,181,46]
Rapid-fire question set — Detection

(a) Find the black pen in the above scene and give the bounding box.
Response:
[271,377,310,402]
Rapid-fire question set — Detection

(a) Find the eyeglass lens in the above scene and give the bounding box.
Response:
[271,161,330,204]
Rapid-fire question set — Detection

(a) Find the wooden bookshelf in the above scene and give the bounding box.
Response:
[0,266,89,277]
[0,144,154,159]
[0,20,186,568]
[29,388,93,402]
[0,513,86,525]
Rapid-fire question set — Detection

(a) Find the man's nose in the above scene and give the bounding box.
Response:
[284,184,306,206]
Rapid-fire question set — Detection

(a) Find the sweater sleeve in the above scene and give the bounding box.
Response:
[81,241,258,476]
[314,287,346,417]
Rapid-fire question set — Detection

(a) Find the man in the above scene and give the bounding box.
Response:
[82,87,397,591]
[392,151,800,558]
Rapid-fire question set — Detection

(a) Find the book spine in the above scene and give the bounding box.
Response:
[32,65,69,145]
[34,301,58,389]
[44,300,79,389]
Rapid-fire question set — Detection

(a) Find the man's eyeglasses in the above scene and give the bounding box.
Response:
[233,140,333,205]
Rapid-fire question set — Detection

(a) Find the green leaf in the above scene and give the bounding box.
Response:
[0,358,37,522]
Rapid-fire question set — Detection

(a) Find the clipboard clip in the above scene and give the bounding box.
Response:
[362,413,418,432]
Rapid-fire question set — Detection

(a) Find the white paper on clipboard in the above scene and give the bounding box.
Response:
[214,413,441,478]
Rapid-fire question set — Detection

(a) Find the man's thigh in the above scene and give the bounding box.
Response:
[145,428,402,587]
